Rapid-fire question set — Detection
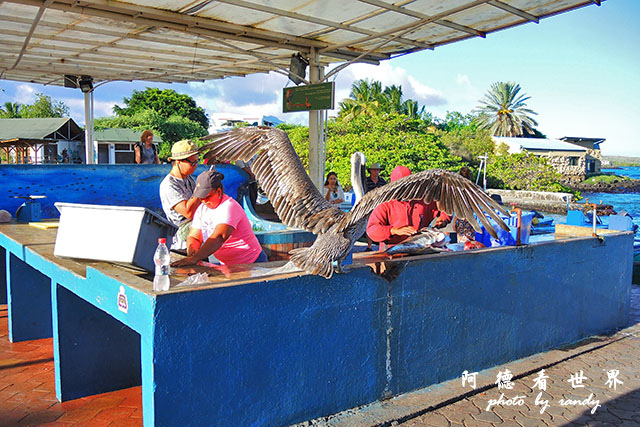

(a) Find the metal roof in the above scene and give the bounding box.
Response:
[94,128,163,143]
[0,0,603,87]
[494,136,588,152]
[0,117,83,141]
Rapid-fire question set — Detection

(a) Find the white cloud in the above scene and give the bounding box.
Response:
[63,98,116,126]
[174,62,450,126]
[15,84,36,104]
[456,74,471,87]
[329,62,448,108]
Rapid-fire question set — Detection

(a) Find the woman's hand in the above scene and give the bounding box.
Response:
[171,255,198,267]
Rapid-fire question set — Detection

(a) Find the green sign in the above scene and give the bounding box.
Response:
[283,82,334,113]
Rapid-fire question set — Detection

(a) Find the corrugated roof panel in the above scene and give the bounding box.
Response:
[354,11,420,34]
[0,118,77,141]
[296,0,379,23]
[406,0,476,16]
[94,128,163,143]
[201,3,283,27]
[253,16,328,36]
[495,137,588,152]
[0,0,603,86]
[528,0,588,15]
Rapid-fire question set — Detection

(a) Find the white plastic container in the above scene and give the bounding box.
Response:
[54,202,176,271]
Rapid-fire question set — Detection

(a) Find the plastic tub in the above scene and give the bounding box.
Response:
[54,202,176,271]
[475,211,535,247]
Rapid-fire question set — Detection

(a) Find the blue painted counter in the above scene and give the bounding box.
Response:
[0,223,633,426]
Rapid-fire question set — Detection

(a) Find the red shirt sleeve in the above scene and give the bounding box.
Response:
[366,202,394,243]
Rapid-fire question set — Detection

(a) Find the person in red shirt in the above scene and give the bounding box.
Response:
[366,165,451,249]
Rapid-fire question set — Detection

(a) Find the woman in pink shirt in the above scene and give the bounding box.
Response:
[171,170,267,266]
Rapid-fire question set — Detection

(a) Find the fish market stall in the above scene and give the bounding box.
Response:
[0,220,633,426]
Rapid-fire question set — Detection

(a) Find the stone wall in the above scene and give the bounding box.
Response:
[487,189,578,213]
[542,153,586,183]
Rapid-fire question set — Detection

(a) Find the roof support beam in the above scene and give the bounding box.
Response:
[324,0,490,54]
[357,0,486,38]
[3,0,322,52]
[215,0,434,50]
[10,0,53,70]
[487,0,539,23]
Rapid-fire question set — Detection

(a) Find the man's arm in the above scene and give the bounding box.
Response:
[172,197,202,220]
[366,203,416,242]
[171,224,234,266]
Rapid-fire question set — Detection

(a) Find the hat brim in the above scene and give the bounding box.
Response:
[169,150,199,161]
[193,187,212,198]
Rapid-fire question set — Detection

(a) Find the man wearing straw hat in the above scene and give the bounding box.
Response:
[364,162,387,250]
[159,139,202,251]
[365,162,386,192]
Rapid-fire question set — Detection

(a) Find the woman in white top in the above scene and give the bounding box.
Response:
[323,171,344,205]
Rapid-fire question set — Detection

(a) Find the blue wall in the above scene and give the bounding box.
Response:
[0,164,248,219]
[152,269,388,425]
[145,233,632,425]
[388,237,632,394]
[1,217,633,426]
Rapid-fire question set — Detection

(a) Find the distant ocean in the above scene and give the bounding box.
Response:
[584,167,640,234]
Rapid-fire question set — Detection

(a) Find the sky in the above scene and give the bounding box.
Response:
[1,0,639,157]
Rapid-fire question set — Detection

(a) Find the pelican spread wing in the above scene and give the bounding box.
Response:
[200,127,346,233]
[339,169,510,238]
[201,126,512,277]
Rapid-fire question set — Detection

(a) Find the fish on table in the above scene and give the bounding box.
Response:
[384,228,449,256]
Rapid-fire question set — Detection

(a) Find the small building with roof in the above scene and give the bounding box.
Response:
[0,118,85,164]
[494,136,604,183]
[93,128,163,164]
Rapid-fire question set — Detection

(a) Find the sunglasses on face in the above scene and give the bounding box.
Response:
[182,159,198,166]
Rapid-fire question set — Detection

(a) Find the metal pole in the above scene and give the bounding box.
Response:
[83,90,94,164]
[308,48,325,190]
[483,152,487,191]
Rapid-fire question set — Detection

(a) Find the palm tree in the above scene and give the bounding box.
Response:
[402,99,425,119]
[339,80,428,122]
[0,102,21,118]
[338,79,383,122]
[382,85,404,114]
[474,82,538,137]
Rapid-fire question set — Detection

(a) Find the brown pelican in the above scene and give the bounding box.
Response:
[200,127,509,278]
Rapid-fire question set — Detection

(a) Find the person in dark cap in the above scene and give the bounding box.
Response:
[366,165,451,250]
[171,169,267,267]
[159,139,202,251]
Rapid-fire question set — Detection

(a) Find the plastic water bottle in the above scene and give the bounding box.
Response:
[153,238,170,291]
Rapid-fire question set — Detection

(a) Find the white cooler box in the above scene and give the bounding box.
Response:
[54,202,177,272]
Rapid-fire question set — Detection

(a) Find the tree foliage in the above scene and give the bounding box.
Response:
[94,109,208,161]
[338,79,426,122]
[15,94,70,118]
[281,105,572,196]
[474,82,538,137]
[283,113,461,191]
[0,102,21,118]
[436,127,495,165]
[113,88,209,129]
[284,79,571,196]
[487,152,574,193]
